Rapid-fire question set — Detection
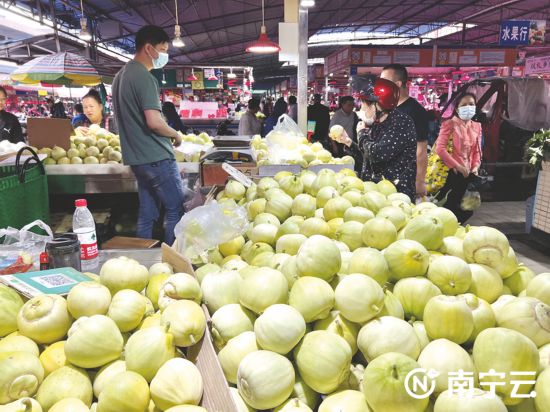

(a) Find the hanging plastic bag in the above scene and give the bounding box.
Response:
[174,199,250,261]
[461,190,482,211]
[0,220,54,274]
[271,114,303,137]
[264,114,306,164]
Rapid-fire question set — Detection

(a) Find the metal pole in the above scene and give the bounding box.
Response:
[325,75,329,103]
[297,6,308,136]
[49,0,61,52]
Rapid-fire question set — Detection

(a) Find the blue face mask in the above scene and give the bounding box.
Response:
[458,105,476,121]
[148,46,169,69]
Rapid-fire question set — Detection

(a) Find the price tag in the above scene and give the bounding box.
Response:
[222,162,254,187]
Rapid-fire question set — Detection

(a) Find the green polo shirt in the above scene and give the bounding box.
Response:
[112,60,174,165]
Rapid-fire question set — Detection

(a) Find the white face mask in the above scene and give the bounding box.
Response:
[359,103,376,126]
[147,46,169,69]
[364,117,375,126]
[458,105,476,120]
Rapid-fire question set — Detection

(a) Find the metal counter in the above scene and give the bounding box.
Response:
[45,163,200,194]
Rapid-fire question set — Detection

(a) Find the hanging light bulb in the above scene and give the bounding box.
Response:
[161,72,167,85]
[227,67,237,79]
[246,0,280,53]
[173,25,185,48]
[172,0,185,48]
[79,0,92,41]
[300,0,315,7]
[187,68,198,81]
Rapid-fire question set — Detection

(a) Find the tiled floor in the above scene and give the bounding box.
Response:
[468,202,550,274]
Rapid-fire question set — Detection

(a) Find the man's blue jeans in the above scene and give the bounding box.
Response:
[131,159,184,245]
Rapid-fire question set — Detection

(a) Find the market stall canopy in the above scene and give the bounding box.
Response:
[10,52,101,86]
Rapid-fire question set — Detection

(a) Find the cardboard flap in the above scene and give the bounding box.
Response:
[27,118,73,150]
[161,243,238,412]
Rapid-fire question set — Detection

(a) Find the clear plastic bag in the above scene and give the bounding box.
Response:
[272,114,303,137]
[264,114,305,164]
[461,190,482,211]
[174,142,210,162]
[0,220,54,273]
[174,200,250,260]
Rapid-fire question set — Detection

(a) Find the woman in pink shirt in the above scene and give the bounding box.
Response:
[435,93,482,222]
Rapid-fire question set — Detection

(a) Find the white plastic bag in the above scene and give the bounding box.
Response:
[272,114,303,137]
[0,220,54,273]
[264,114,305,164]
[174,200,250,260]
[174,142,210,162]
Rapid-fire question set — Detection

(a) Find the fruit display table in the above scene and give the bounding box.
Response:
[533,161,550,234]
[45,163,200,194]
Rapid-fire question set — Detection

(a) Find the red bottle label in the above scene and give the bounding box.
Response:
[76,229,98,260]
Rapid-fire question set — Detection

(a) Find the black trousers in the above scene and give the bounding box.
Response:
[436,171,474,224]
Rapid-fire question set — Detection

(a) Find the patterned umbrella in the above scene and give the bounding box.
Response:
[10,51,101,86]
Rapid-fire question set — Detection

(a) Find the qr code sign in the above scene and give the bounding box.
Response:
[32,274,78,289]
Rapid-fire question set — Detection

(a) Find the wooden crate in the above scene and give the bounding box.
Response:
[200,161,257,186]
[534,162,550,234]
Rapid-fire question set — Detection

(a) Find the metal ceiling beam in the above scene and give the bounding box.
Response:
[390,0,493,39]
[98,2,393,44]
[49,0,138,45]
[305,0,389,36]
[117,0,154,26]
[371,0,460,34]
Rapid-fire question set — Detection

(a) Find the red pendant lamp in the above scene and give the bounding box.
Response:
[187,68,198,81]
[246,0,280,54]
[207,69,218,81]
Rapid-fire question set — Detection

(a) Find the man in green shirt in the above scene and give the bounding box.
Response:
[112,25,184,245]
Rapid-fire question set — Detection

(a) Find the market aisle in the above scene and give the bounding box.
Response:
[468,201,550,273]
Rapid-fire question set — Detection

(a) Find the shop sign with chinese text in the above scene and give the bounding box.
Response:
[500,20,546,46]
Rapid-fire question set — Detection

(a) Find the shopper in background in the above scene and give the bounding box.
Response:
[336,76,417,200]
[435,92,482,223]
[112,25,184,245]
[0,86,24,143]
[162,101,186,133]
[73,89,116,132]
[307,94,330,148]
[288,95,298,122]
[238,98,262,136]
[381,64,429,200]
[263,97,273,118]
[263,97,288,136]
[329,96,358,157]
[71,103,87,127]
[51,100,67,118]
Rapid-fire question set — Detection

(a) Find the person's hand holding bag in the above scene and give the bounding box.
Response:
[454,164,469,178]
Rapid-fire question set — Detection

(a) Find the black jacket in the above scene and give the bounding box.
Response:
[0,110,24,144]
[307,103,330,145]
[357,110,417,200]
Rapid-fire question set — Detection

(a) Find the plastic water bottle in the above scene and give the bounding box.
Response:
[73,199,98,270]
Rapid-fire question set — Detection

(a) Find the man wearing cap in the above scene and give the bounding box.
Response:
[307,94,330,148]
[334,76,417,200]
